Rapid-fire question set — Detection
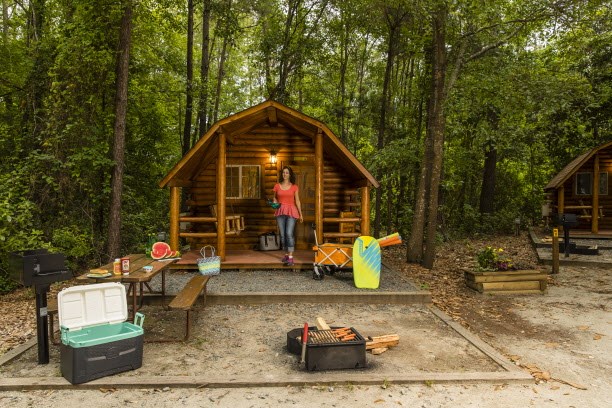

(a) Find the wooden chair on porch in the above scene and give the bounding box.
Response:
[339,211,357,244]
[577,200,605,220]
[210,204,245,235]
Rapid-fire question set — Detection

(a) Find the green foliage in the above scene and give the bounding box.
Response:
[0,0,610,288]
[0,168,49,293]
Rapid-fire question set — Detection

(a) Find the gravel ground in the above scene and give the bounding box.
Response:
[152,265,418,296]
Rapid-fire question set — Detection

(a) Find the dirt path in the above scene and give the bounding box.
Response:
[1,233,610,406]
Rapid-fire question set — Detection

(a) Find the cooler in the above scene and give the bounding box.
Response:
[58,282,145,384]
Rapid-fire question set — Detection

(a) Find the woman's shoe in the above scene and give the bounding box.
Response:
[285,257,294,266]
[281,255,289,263]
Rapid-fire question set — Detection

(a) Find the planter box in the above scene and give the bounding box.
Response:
[464,269,548,295]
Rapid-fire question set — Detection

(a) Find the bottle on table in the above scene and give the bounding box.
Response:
[113,258,121,276]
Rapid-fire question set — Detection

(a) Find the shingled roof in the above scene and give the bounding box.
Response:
[159,100,379,189]
[544,141,612,190]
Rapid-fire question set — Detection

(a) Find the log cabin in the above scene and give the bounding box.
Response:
[159,100,379,268]
[544,140,612,234]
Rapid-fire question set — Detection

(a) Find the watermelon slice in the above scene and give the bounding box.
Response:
[165,250,181,258]
[151,242,171,259]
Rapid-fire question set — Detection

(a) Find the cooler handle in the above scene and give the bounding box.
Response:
[134,312,145,327]
[60,326,69,344]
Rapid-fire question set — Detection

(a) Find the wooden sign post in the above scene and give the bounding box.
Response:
[552,228,559,274]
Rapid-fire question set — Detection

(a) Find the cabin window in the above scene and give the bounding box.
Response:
[226,165,260,199]
[575,172,608,196]
[600,172,608,195]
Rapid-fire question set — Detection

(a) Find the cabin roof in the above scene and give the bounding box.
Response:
[544,141,612,191]
[159,100,379,188]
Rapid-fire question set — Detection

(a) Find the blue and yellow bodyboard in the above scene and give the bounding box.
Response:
[352,236,381,289]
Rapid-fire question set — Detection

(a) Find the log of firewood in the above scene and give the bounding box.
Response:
[366,334,399,350]
[315,317,331,331]
[370,347,388,355]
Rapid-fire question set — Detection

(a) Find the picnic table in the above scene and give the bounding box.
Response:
[76,254,178,318]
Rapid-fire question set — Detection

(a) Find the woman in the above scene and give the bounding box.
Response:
[273,166,303,266]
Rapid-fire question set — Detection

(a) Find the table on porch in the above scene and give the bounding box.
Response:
[76,254,177,318]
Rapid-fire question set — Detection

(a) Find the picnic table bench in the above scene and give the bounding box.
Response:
[168,274,210,341]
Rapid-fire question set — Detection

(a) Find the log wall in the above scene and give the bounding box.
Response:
[183,127,363,250]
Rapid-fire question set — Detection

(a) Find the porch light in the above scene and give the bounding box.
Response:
[270,149,277,164]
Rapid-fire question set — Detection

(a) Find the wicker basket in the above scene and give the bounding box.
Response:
[197,246,220,276]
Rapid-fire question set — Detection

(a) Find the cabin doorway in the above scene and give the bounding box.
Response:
[282,160,316,249]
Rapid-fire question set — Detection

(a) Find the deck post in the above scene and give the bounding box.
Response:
[169,187,180,251]
[360,185,371,236]
[557,186,565,236]
[217,131,227,260]
[315,128,324,243]
[592,154,599,234]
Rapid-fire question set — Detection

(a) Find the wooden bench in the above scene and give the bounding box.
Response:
[168,275,210,341]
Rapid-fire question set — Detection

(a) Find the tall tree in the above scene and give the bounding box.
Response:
[107,0,133,260]
[421,3,446,269]
[182,0,194,155]
[479,107,500,214]
[196,0,212,139]
[374,3,411,238]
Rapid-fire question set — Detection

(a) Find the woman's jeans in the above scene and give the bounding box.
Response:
[276,215,297,252]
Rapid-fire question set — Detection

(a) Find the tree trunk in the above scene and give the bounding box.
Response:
[182,0,194,156]
[338,15,349,143]
[272,0,299,103]
[374,20,399,238]
[479,141,497,213]
[386,181,393,235]
[422,4,447,269]
[107,1,132,260]
[2,0,8,44]
[407,43,434,264]
[196,0,211,141]
[479,107,499,214]
[407,112,432,263]
[21,0,46,144]
[213,35,229,124]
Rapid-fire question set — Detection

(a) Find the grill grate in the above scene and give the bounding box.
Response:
[308,328,359,344]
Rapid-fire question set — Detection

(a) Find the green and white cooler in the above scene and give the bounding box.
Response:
[58,282,144,384]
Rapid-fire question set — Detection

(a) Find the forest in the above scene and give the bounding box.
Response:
[0,0,610,291]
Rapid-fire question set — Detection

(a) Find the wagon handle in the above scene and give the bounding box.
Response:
[311,223,319,246]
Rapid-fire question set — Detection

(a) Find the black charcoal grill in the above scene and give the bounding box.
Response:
[556,213,579,258]
[9,249,71,364]
[287,326,366,371]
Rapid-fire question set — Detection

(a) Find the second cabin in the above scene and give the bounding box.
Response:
[159,100,379,260]
[544,140,612,234]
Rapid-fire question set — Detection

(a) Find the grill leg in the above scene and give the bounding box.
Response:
[35,285,50,364]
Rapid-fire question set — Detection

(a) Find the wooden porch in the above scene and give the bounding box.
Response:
[170,249,316,271]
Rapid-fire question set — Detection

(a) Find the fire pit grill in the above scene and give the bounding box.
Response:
[286,326,367,371]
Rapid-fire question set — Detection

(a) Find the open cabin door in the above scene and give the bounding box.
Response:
[282,160,315,249]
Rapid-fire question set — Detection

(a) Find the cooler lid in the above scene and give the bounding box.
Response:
[58,282,127,331]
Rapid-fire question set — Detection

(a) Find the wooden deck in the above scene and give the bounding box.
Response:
[171,249,315,271]
[567,229,612,238]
